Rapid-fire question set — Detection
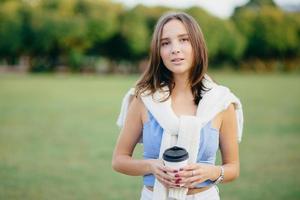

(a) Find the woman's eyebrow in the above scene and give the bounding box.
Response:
[160,37,169,41]
[161,33,189,41]
[178,33,189,37]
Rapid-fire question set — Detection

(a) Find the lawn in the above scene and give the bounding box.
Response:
[0,73,299,200]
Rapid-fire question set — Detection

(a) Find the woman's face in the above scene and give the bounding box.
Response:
[160,19,194,78]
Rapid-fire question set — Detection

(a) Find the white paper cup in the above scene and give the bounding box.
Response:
[163,146,189,171]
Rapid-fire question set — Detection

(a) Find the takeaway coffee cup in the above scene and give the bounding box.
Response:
[163,146,189,171]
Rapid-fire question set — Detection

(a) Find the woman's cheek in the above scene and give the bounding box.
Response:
[160,49,169,62]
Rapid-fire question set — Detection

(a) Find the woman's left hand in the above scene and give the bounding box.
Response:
[174,163,216,188]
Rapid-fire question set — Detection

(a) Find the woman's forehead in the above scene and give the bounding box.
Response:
[161,19,188,39]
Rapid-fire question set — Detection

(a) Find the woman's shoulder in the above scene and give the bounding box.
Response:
[129,95,144,110]
[129,95,148,124]
[219,103,236,128]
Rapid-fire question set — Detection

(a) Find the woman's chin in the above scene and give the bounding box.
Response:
[167,66,189,74]
[171,70,190,78]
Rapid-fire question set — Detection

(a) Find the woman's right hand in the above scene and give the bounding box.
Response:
[148,159,177,188]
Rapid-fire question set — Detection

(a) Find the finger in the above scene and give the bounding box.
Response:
[179,169,201,184]
[177,169,195,178]
[178,167,204,178]
[157,170,176,182]
[161,173,182,187]
[190,174,204,183]
[160,165,178,173]
[169,185,181,188]
[180,178,192,187]
[182,175,205,188]
[157,160,174,172]
[180,163,198,171]
[156,174,176,187]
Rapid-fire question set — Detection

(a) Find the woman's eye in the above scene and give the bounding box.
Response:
[180,38,189,42]
[161,42,169,46]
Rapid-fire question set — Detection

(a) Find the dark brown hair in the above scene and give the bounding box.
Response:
[135,12,209,105]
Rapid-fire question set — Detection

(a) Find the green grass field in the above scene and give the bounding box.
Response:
[0,73,299,200]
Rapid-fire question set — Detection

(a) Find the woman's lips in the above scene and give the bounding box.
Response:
[171,58,184,64]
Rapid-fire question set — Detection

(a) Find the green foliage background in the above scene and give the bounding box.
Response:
[0,0,299,72]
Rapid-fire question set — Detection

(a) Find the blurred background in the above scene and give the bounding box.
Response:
[0,0,299,199]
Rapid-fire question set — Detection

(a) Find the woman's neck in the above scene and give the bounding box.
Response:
[172,75,192,96]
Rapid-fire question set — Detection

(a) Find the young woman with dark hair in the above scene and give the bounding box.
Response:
[112,12,243,200]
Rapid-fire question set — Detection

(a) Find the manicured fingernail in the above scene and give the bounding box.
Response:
[173,170,178,173]
[175,174,180,178]
[175,179,181,184]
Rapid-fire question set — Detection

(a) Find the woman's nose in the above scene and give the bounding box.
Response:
[171,42,180,54]
[172,49,180,54]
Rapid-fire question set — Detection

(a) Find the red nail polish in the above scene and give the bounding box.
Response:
[175,178,181,184]
[175,174,180,178]
[173,170,178,173]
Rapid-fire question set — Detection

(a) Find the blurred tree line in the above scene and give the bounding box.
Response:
[0,0,299,73]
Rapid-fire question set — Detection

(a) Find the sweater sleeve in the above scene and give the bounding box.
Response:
[116,88,135,128]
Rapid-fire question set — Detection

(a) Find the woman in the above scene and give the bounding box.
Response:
[112,12,243,200]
